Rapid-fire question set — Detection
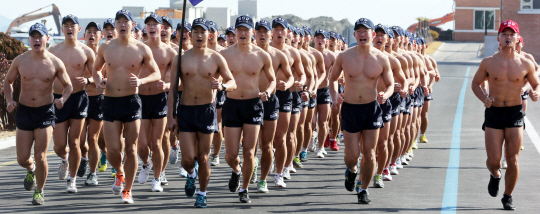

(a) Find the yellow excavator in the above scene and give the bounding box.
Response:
[6,4,61,35]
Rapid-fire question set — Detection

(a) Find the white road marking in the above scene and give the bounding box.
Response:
[524,117,540,155]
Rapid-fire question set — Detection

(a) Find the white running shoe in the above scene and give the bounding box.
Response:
[316,148,325,158]
[396,157,404,169]
[389,164,399,175]
[121,191,133,204]
[401,156,409,165]
[405,153,412,161]
[138,163,151,184]
[66,178,77,193]
[210,154,220,166]
[409,150,414,158]
[112,174,125,195]
[282,167,291,180]
[289,163,296,173]
[160,171,168,186]
[169,146,179,164]
[151,178,163,192]
[501,157,507,169]
[383,170,393,181]
[58,160,69,180]
[179,166,188,177]
[322,148,328,155]
[274,174,286,187]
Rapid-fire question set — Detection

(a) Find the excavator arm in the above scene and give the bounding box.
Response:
[6,4,61,35]
[406,12,455,33]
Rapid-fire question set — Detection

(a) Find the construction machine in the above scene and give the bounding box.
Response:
[6,4,61,35]
[406,12,454,33]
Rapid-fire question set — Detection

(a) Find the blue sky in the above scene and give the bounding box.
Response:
[1,0,455,34]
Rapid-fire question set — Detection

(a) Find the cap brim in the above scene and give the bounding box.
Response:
[314,33,327,38]
[115,14,133,21]
[86,22,101,31]
[144,17,162,25]
[192,24,209,31]
[29,29,47,36]
[272,23,287,29]
[354,23,373,30]
[255,25,271,31]
[236,23,253,29]
[499,26,518,33]
[226,30,235,35]
[104,23,115,28]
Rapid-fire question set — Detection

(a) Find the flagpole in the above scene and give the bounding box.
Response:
[173,0,187,118]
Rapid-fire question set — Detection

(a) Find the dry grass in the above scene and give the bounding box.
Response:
[0,130,16,139]
[426,41,443,55]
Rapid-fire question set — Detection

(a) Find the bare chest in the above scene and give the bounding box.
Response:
[487,61,527,83]
[19,59,56,83]
[342,56,382,81]
[104,47,144,72]
[52,47,87,73]
[226,53,263,77]
[182,56,218,79]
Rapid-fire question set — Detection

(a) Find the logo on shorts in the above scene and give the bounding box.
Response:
[132,113,140,118]
[218,101,225,105]
[283,106,291,111]
[98,114,103,119]
[514,121,524,126]
[43,121,52,126]
[253,117,262,122]
[385,115,392,121]
[207,125,215,130]
[158,110,167,116]
[270,112,278,119]
[373,121,381,127]
[325,98,331,102]
[80,111,87,117]
[293,108,300,112]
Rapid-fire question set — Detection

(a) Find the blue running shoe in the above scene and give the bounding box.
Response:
[98,153,108,172]
[185,176,197,197]
[111,168,116,178]
[300,151,308,162]
[194,194,207,208]
[195,160,199,171]
[344,168,357,192]
[355,181,362,193]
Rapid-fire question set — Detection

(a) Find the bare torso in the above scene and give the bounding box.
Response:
[484,54,533,107]
[221,45,267,99]
[139,42,176,95]
[49,41,92,94]
[179,49,223,105]
[259,46,286,94]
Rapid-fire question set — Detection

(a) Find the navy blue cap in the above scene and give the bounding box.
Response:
[29,23,48,36]
[192,18,209,31]
[292,27,299,35]
[171,31,176,39]
[344,38,348,44]
[387,28,394,38]
[176,21,191,31]
[329,31,339,40]
[390,26,403,37]
[409,36,415,44]
[251,36,255,41]
[287,24,295,33]
[62,14,79,25]
[85,22,102,32]
[298,28,305,37]
[133,22,142,31]
[338,34,344,42]
[354,18,375,30]
[375,24,392,37]
[104,18,115,28]
[314,29,328,39]
[162,16,173,27]
[218,34,226,40]
[145,13,163,25]
[272,17,288,29]
[225,26,235,35]
[302,26,312,36]
[115,9,134,21]
[235,15,254,29]
[142,28,147,35]
[324,31,330,39]
[421,37,426,44]
[255,20,272,31]
[207,21,219,32]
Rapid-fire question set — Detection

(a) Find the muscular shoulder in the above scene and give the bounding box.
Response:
[46,52,65,69]
[519,55,535,68]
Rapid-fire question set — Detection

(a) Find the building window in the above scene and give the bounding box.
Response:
[522,0,540,9]
[474,10,495,30]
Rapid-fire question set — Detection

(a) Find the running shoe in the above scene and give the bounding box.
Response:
[501,157,507,169]
[420,135,428,143]
[299,151,308,162]
[251,157,259,184]
[405,153,412,161]
[396,158,403,169]
[111,168,116,178]
[98,153,107,172]
[179,166,188,177]
[401,156,409,165]
[85,173,98,186]
[409,149,415,158]
[185,168,198,197]
[308,136,315,152]
[66,178,77,193]
[152,178,163,192]
[292,157,303,168]
[257,180,269,193]
[488,171,501,197]
[389,163,399,175]
[355,181,362,193]
[383,168,393,181]
[344,168,357,192]
[357,190,371,204]
[323,133,330,148]
[412,141,418,149]
[32,189,44,205]
[77,158,89,177]
[121,190,133,204]
[160,171,168,186]
[322,148,328,155]
[210,154,219,166]
[501,194,515,210]
[58,160,69,180]
[521,145,524,150]
[316,148,325,158]
[24,170,36,191]
[373,174,384,188]
[289,163,296,173]
[238,190,251,203]
[169,146,179,164]
[112,173,125,195]
[283,167,291,180]
[274,174,286,187]
[194,194,207,208]
[138,163,151,184]
[228,172,241,192]
[338,132,344,144]
[330,139,339,151]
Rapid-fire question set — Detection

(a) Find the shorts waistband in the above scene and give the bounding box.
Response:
[139,92,166,98]
[226,97,261,103]
[18,102,54,111]
[88,94,104,98]
[178,103,215,109]
[486,105,523,111]
[104,94,140,100]
[54,90,86,98]
[342,100,378,107]
[276,89,291,94]
[317,87,329,91]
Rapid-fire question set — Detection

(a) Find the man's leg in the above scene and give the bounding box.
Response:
[53,121,69,179]
[317,104,331,150]
[66,119,85,178]
[360,129,379,190]
[260,119,277,181]
[387,115,399,167]
[330,105,341,141]
[420,101,430,135]
[80,121,89,162]
[87,119,103,175]
[274,112,290,176]
[240,124,261,189]
[295,108,307,157]
[503,127,523,196]
[161,128,170,172]
[302,108,315,151]
[212,108,224,157]
[376,123,390,175]
[33,128,53,190]
[285,113,300,169]
[391,114,403,165]
[150,118,166,178]
[104,121,125,185]
[343,130,361,172]
[196,132,213,192]
[137,120,151,166]
[122,120,141,192]
[224,127,242,173]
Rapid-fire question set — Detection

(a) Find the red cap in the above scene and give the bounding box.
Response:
[499,20,519,33]
[519,36,524,44]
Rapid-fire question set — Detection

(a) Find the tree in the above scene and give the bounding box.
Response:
[0,33,26,130]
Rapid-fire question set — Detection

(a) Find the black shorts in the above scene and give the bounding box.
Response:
[275,89,293,113]
[216,91,227,109]
[302,95,309,109]
[308,97,317,109]
[16,103,55,131]
[341,101,383,133]
[178,103,218,134]
[316,87,332,105]
[482,105,525,131]
[522,91,529,100]
[338,84,344,94]
[263,94,279,121]
[380,101,393,123]
[53,90,88,123]
[389,92,402,117]
[403,95,413,115]
[87,94,104,121]
[102,94,142,123]
[140,92,167,120]
[291,91,303,114]
[424,92,433,101]
[416,87,425,107]
[223,97,264,127]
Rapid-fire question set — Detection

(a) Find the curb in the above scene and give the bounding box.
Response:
[0,136,16,150]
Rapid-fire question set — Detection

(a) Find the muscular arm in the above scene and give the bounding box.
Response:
[310,55,318,91]
[84,47,96,84]
[471,59,490,102]
[329,54,344,102]
[4,57,20,103]
[54,58,73,101]
[521,54,539,91]
[412,55,420,88]
[138,45,161,85]
[261,52,276,94]
[381,56,394,99]
[525,60,540,94]
[390,58,408,91]
[161,49,177,91]
[314,51,327,87]
[291,49,306,85]
[278,52,294,89]
[302,55,314,92]
[92,44,106,85]
[167,55,181,121]
[215,54,236,92]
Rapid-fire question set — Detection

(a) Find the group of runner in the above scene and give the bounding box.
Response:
[5,10,445,207]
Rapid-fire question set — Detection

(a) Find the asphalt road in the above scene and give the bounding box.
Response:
[1,42,539,213]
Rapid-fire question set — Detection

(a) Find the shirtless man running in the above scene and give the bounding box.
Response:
[225,26,237,47]
[161,16,180,50]
[331,18,394,204]
[92,9,162,204]
[48,15,96,193]
[471,20,539,210]
[5,23,72,205]
[220,15,276,203]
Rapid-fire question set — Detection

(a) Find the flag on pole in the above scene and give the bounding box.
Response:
[189,0,204,6]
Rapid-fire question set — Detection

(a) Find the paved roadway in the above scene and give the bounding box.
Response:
[1,42,540,213]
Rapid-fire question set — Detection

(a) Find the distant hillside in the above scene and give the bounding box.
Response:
[262,14,352,39]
